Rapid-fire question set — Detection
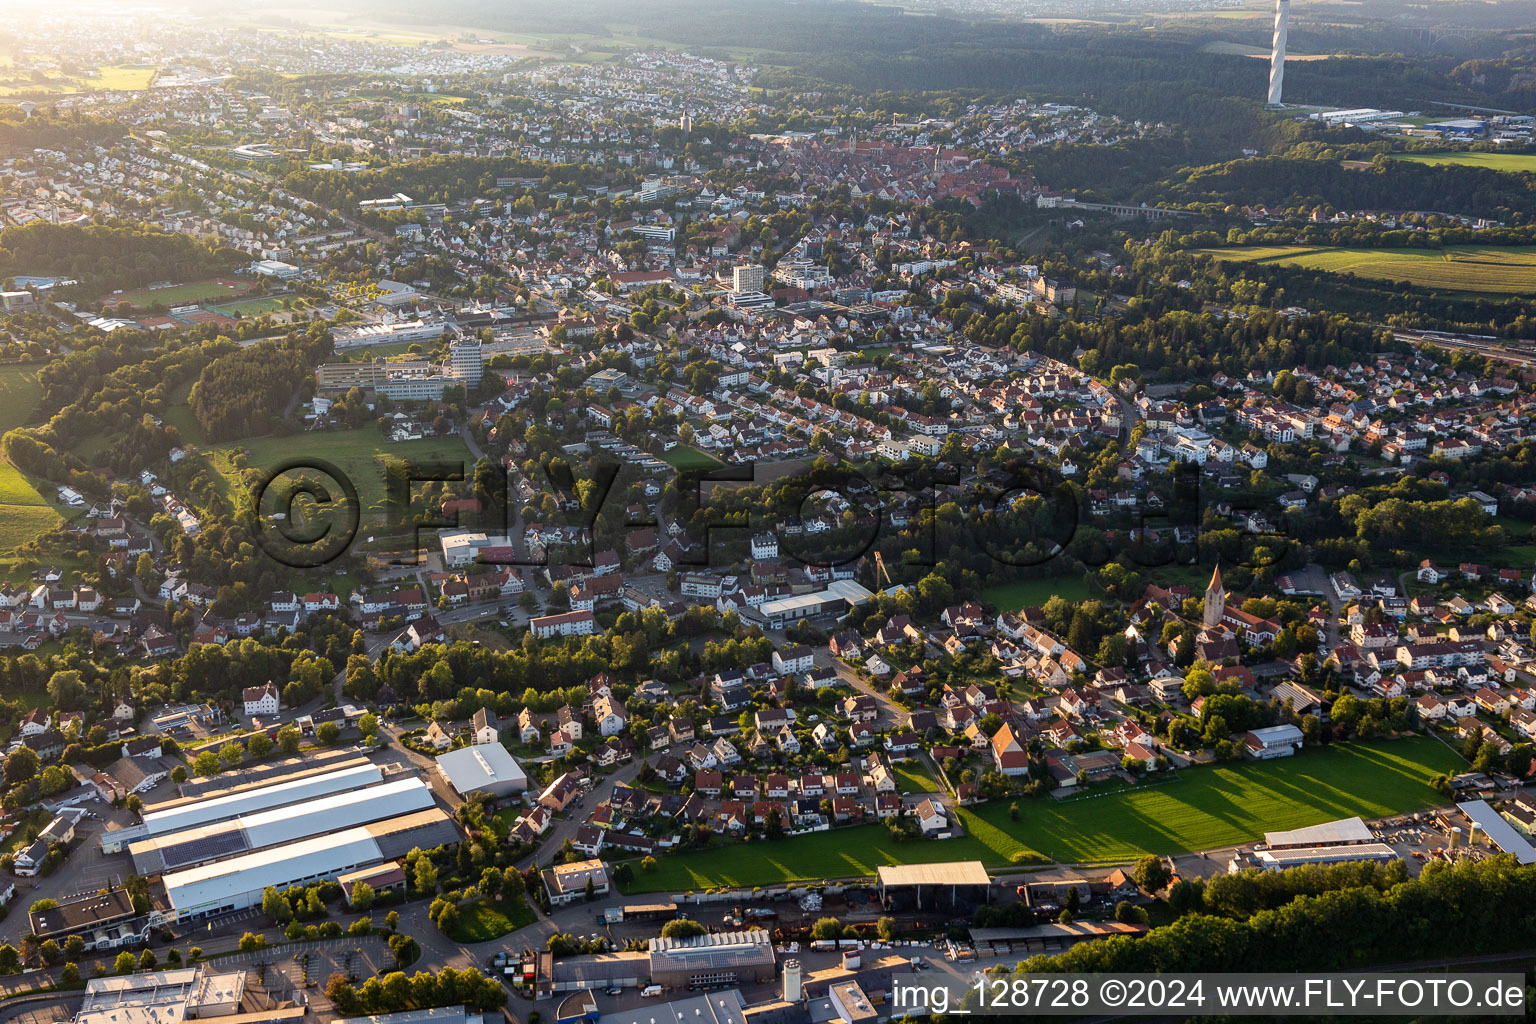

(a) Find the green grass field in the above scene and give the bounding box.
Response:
[445,895,537,942]
[1192,245,1536,295]
[208,428,473,523]
[1390,151,1536,174]
[209,296,288,316]
[630,738,1462,892]
[106,278,253,309]
[661,446,724,471]
[0,366,59,550]
[981,574,1093,611]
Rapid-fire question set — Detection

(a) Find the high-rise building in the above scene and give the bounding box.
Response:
[1268,0,1291,107]
[732,263,766,293]
[448,337,484,387]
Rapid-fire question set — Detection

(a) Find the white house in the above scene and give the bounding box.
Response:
[593,695,628,737]
[242,683,280,717]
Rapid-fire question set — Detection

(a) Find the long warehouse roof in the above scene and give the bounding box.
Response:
[163,828,385,915]
[139,763,384,840]
[162,808,458,915]
[129,776,436,875]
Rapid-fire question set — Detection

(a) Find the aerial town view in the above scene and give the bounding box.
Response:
[1,0,1536,1018]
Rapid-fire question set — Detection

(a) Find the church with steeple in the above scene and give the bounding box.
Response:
[1203,563,1226,628]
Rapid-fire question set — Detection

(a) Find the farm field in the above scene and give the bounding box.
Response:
[981,574,1093,611]
[1192,245,1536,295]
[0,365,59,550]
[1390,151,1536,174]
[207,428,472,523]
[106,278,254,308]
[629,738,1462,892]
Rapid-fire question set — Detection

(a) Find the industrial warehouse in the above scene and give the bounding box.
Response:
[100,760,387,853]
[89,750,461,923]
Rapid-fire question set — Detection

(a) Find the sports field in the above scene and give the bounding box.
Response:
[0,366,59,551]
[208,428,473,521]
[1193,245,1536,294]
[629,738,1462,891]
[1390,151,1536,174]
[661,446,724,471]
[209,296,287,316]
[106,278,253,308]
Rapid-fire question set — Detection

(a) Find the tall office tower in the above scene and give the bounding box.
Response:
[449,337,484,387]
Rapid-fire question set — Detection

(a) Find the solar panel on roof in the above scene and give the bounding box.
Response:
[160,830,249,869]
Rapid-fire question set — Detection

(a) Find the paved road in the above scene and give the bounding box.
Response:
[516,761,645,870]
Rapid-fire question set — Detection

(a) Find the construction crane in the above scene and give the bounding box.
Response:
[873,551,894,589]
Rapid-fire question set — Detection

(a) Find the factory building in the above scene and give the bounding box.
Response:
[647,930,776,990]
[128,775,437,874]
[101,763,386,853]
[161,808,459,919]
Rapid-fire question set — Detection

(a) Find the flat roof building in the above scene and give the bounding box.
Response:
[336,1009,483,1024]
[598,992,747,1024]
[436,743,528,799]
[1249,843,1399,872]
[749,579,874,629]
[75,966,251,1024]
[30,888,159,951]
[648,930,776,990]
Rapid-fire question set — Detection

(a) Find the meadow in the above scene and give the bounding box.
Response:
[445,895,537,942]
[1193,245,1536,295]
[0,365,60,551]
[629,738,1463,892]
[980,574,1093,611]
[1390,151,1536,174]
[208,428,473,524]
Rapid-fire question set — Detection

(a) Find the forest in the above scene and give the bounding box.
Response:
[1152,155,1536,223]
[0,222,245,299]
[1014,856,1536,975]
[189,328,334,442]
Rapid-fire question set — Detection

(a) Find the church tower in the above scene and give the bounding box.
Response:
[1203,563,1226,628]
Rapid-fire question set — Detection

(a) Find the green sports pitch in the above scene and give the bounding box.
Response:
[628,737,1464,891]
[104,278,254,308]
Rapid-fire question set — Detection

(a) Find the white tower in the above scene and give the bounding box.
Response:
[1268,0,1291,107]
[782,959,803,1003]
